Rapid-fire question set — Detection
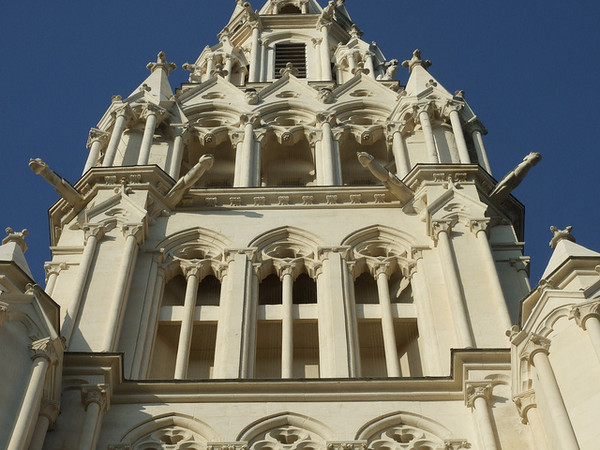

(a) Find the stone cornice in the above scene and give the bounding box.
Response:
[63,349,510,404]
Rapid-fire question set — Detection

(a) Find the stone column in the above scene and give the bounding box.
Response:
[371,261,401,377]
[415,105,438,163]
[168,125,191,179]
[28,400,60,450]
[249,25,262,83]
[569,301,600,362]
[83,129,110,174]
[432,221,474,348]
[466,383,499,450]
[44,261,68,296]
[62,224,104,346]
[239,115,259,187]
[103,104,131,167]
[365,52,376,79]
[8,338,56,450]
[410,254,442,375]
[137,104,165,165]
[103,224,143,352]
[387,122,410,178]
[276,262,299,379]
[514,389,550,449]
[224,56,233,82]
[522,335,579,450]
[319,23,332,81]
[174,263,201,380]
[311,38,323,80]
[447,106,470,163]
[214,250,256,379]
[317,113,341,185]
[470,220,513,330]
[467,121,492,173]
[79,384,109,450]
[318,248,354,378]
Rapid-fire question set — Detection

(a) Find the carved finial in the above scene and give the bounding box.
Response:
[549,226,576,250]
[455,90,465,99]
[402,49,432,74]
[350,25,363,40]
[3,228,29,253]
[280,62,300,77]
[147,51,177,75]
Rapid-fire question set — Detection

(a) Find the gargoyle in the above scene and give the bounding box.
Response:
[29,158,84,206]
[489,152,541,202]
[357,152,414,205]
[165,154,214,208]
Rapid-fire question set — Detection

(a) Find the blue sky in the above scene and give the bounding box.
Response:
[1,1,599,284]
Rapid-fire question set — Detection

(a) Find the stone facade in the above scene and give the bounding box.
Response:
[1,1,599,449]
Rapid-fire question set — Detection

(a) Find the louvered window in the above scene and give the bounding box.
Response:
[275,43,307,78]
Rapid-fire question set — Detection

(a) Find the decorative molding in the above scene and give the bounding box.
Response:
[207,443,248,450]
[81,384,110,412]
[444,440,471,450]
[513,389,537,424]
[326,442,367,450]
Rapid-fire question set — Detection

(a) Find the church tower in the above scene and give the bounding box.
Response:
[2,1,600,449]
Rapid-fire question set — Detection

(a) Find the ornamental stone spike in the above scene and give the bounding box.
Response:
[402,49,432,73]
[147,51,177,76]
[3,228,29,253]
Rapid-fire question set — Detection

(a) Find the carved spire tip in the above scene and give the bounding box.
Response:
[549,226,576,250]
[402,49,432,73]
[3,227,29,253]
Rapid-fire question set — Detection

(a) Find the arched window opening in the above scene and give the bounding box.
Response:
[259,273,282,305]
[293,273,317,304]
[197,274,221,306]
[339,135,391,186]
[279,4,302,14]
[183,137,235,188]
[389,271,413,304]
[162,274,187,306]
[260,134,315,186]
[354,272,379,305]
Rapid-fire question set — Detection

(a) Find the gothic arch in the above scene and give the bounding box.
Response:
[355,411,455,448]
[120,412,219,447]
[250,226,323,256]
[155,228,231,258]
[257,103,318,127]
[237,412,332,445]
[342,225,418,260]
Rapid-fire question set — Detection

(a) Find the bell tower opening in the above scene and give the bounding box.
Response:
[279,4,302,14]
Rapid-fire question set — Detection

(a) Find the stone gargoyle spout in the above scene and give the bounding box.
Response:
[489,152,542,202]
[357,152,414,205]
[165,154,214,208]
[29,158,84,206]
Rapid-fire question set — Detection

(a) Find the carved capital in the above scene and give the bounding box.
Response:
[569,301,600,331]
[274,260,303,281]
[469,219,490,236]
[521,334,551,364]
[180,262,202,280]
[83,223,105,243]
[513,389,537,424]
[81,384,110,412]
[430,220,453,243]
[317,112,336,126]
[141,103,168,122]
[465,382,493,408]
[39,400,61,427]
[224,248,258,264]
[86,128,110,149]
[0,302,8,328]
[240,113,261,128]
[111,104,134,122]
[31,337,58,363]
[44,262,68,279]
[122,224,144,245]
